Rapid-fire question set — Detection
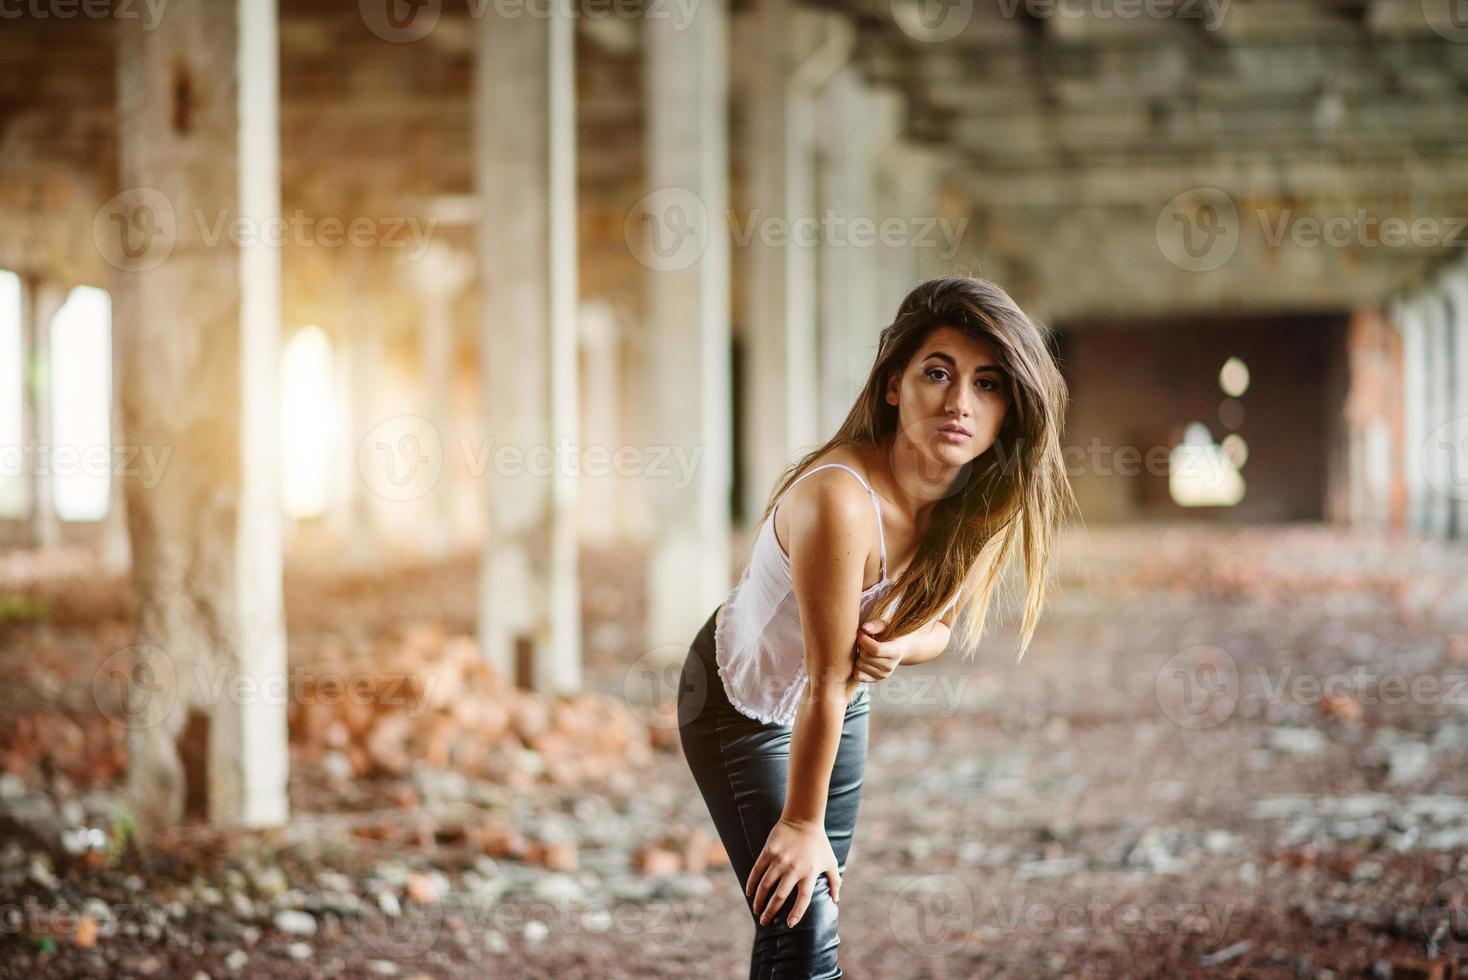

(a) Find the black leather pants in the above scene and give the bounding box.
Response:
[678,604,870,979]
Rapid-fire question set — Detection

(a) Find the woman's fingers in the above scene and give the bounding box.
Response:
[757,868,792,921]
[746,853,771,910]
[761,874,797,925]
[786,877,814,927]
[854,653,897,682]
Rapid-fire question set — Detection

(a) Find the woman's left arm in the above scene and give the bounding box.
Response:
[895,620,950,666]
[852,616,948,679]
[856,586,966,675]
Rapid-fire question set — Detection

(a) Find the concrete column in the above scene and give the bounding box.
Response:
[333,249,386,564]
[873,160,913,323]
[102,291,131,573]
[114,0,287,831]
[1342,307,1396,529]
[875,141,937,319]
[474,4,581,694]
[739,0,821,522]
[816,67,887,439]
[1424,293,1453,538]
[1394,297,1428,534]
[1447,269,1468,538]
[641,0,733,645]
[579,301,619,545]
[20,278,65,549]
[407,242,471,557]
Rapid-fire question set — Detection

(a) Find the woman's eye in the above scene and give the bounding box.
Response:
[926,367,949,382]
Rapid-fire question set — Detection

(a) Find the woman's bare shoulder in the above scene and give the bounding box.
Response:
[783,447,876,513]
[776,448,882,567]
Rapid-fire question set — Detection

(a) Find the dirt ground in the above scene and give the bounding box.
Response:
[2,521,1468,978]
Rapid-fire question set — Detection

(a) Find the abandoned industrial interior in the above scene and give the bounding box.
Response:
[2,0,1468,975]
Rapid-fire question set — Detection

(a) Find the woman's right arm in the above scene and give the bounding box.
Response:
[783,475,875,820]
[744,473,877,927]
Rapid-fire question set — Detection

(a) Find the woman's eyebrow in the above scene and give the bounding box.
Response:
[923,351,1005,374]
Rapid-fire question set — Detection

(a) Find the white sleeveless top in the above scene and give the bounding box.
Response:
[713,462,953,725]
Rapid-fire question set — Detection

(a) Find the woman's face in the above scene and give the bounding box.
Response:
[886,326,1011,471]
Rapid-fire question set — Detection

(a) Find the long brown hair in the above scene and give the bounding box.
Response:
[757,275,1079,662]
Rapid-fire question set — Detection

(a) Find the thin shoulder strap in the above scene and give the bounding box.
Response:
[775,463,888,578]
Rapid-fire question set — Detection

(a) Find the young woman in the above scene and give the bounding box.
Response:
[676,275,1078,978]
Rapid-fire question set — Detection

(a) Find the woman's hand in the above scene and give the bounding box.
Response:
[746,817,841,927]
[853,619,904,683]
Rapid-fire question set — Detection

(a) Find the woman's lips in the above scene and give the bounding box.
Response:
[937,424,969,442]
